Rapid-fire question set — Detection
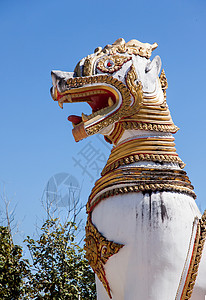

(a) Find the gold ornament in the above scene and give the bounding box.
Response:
[97,54,132,73]
[120,65,177,134]
[74,38,158,77]
[177,210,206,300]
[83,56,96,77]
[84,216,124,298]
[87,167,196,213]
[101,136,185,175]
[104,122,125,145]
[125,64,143,114]
[103,38,158,59]
[121,121,179,133]
[159,69,168,104]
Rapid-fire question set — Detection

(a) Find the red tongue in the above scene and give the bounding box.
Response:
[67,115,82,125]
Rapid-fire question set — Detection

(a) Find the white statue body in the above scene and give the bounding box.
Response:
[93,160,205,300]
[51,38,206,300]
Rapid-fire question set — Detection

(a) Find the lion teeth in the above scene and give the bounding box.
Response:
[82,113,89,122]
[67,94,72,102]
[58,101,63,109]
[108,97,114,107]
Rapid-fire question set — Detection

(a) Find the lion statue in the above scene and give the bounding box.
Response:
[51,38,206,300]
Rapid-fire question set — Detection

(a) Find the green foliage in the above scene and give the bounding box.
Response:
[0,226,31,300]
[24,218,96,300]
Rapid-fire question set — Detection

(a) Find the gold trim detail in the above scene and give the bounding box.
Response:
[179,210,206,300]
[105,123,125,145]
[102,137,185,175]
[125,64,143,114]
[103,38,158,59]
[97,54,132,73]
[159,69,168,104]
[84,216,124,299]
[121,121,179,133]
[87,168,196,212]
[118,66,178,134]
[83,56,97,77]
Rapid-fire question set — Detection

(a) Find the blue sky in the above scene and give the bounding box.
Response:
[0,0,206,243]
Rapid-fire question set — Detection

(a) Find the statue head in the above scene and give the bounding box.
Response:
[51,38,177,144]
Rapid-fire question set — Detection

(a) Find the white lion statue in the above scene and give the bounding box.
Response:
[51,38,206,300]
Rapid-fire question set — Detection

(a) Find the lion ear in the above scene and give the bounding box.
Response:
[145,55,162,76]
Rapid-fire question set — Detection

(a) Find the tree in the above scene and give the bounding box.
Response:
[0,182,96,299]
[0,226,31,300]
[24,218,96,300]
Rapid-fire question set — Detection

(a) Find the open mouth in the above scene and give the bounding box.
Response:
[51,76,120,128]
[58,87,117,126]
[51,73,131,141]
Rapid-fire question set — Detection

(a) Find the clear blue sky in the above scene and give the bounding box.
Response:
[0,0,206,243]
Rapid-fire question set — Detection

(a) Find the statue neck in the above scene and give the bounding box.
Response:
[116,129,171,145]
[102,129,185,176]
[88,129,194,214]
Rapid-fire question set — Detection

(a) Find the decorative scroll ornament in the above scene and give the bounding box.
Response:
[83,56,95,77]
[159,69,168,104]
[175,210,206,300]
[84,216,124,298]
[97,54,132,74]
[87,167,196,213]
[125,64,143,113]
[121,121,179,133]
[103,38,158,59]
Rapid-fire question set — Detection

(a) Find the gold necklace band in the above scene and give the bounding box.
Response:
[102,137,184,175]
[121,121,179,133]
[87,168,196,213]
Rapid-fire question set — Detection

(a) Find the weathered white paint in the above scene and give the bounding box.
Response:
[92,188,205,300]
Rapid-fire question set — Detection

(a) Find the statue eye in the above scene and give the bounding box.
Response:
[105,60,114,68]
[97,55,131,73]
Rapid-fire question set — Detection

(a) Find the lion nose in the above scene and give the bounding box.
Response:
[51,70,75,87]
[51,70,61,87]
